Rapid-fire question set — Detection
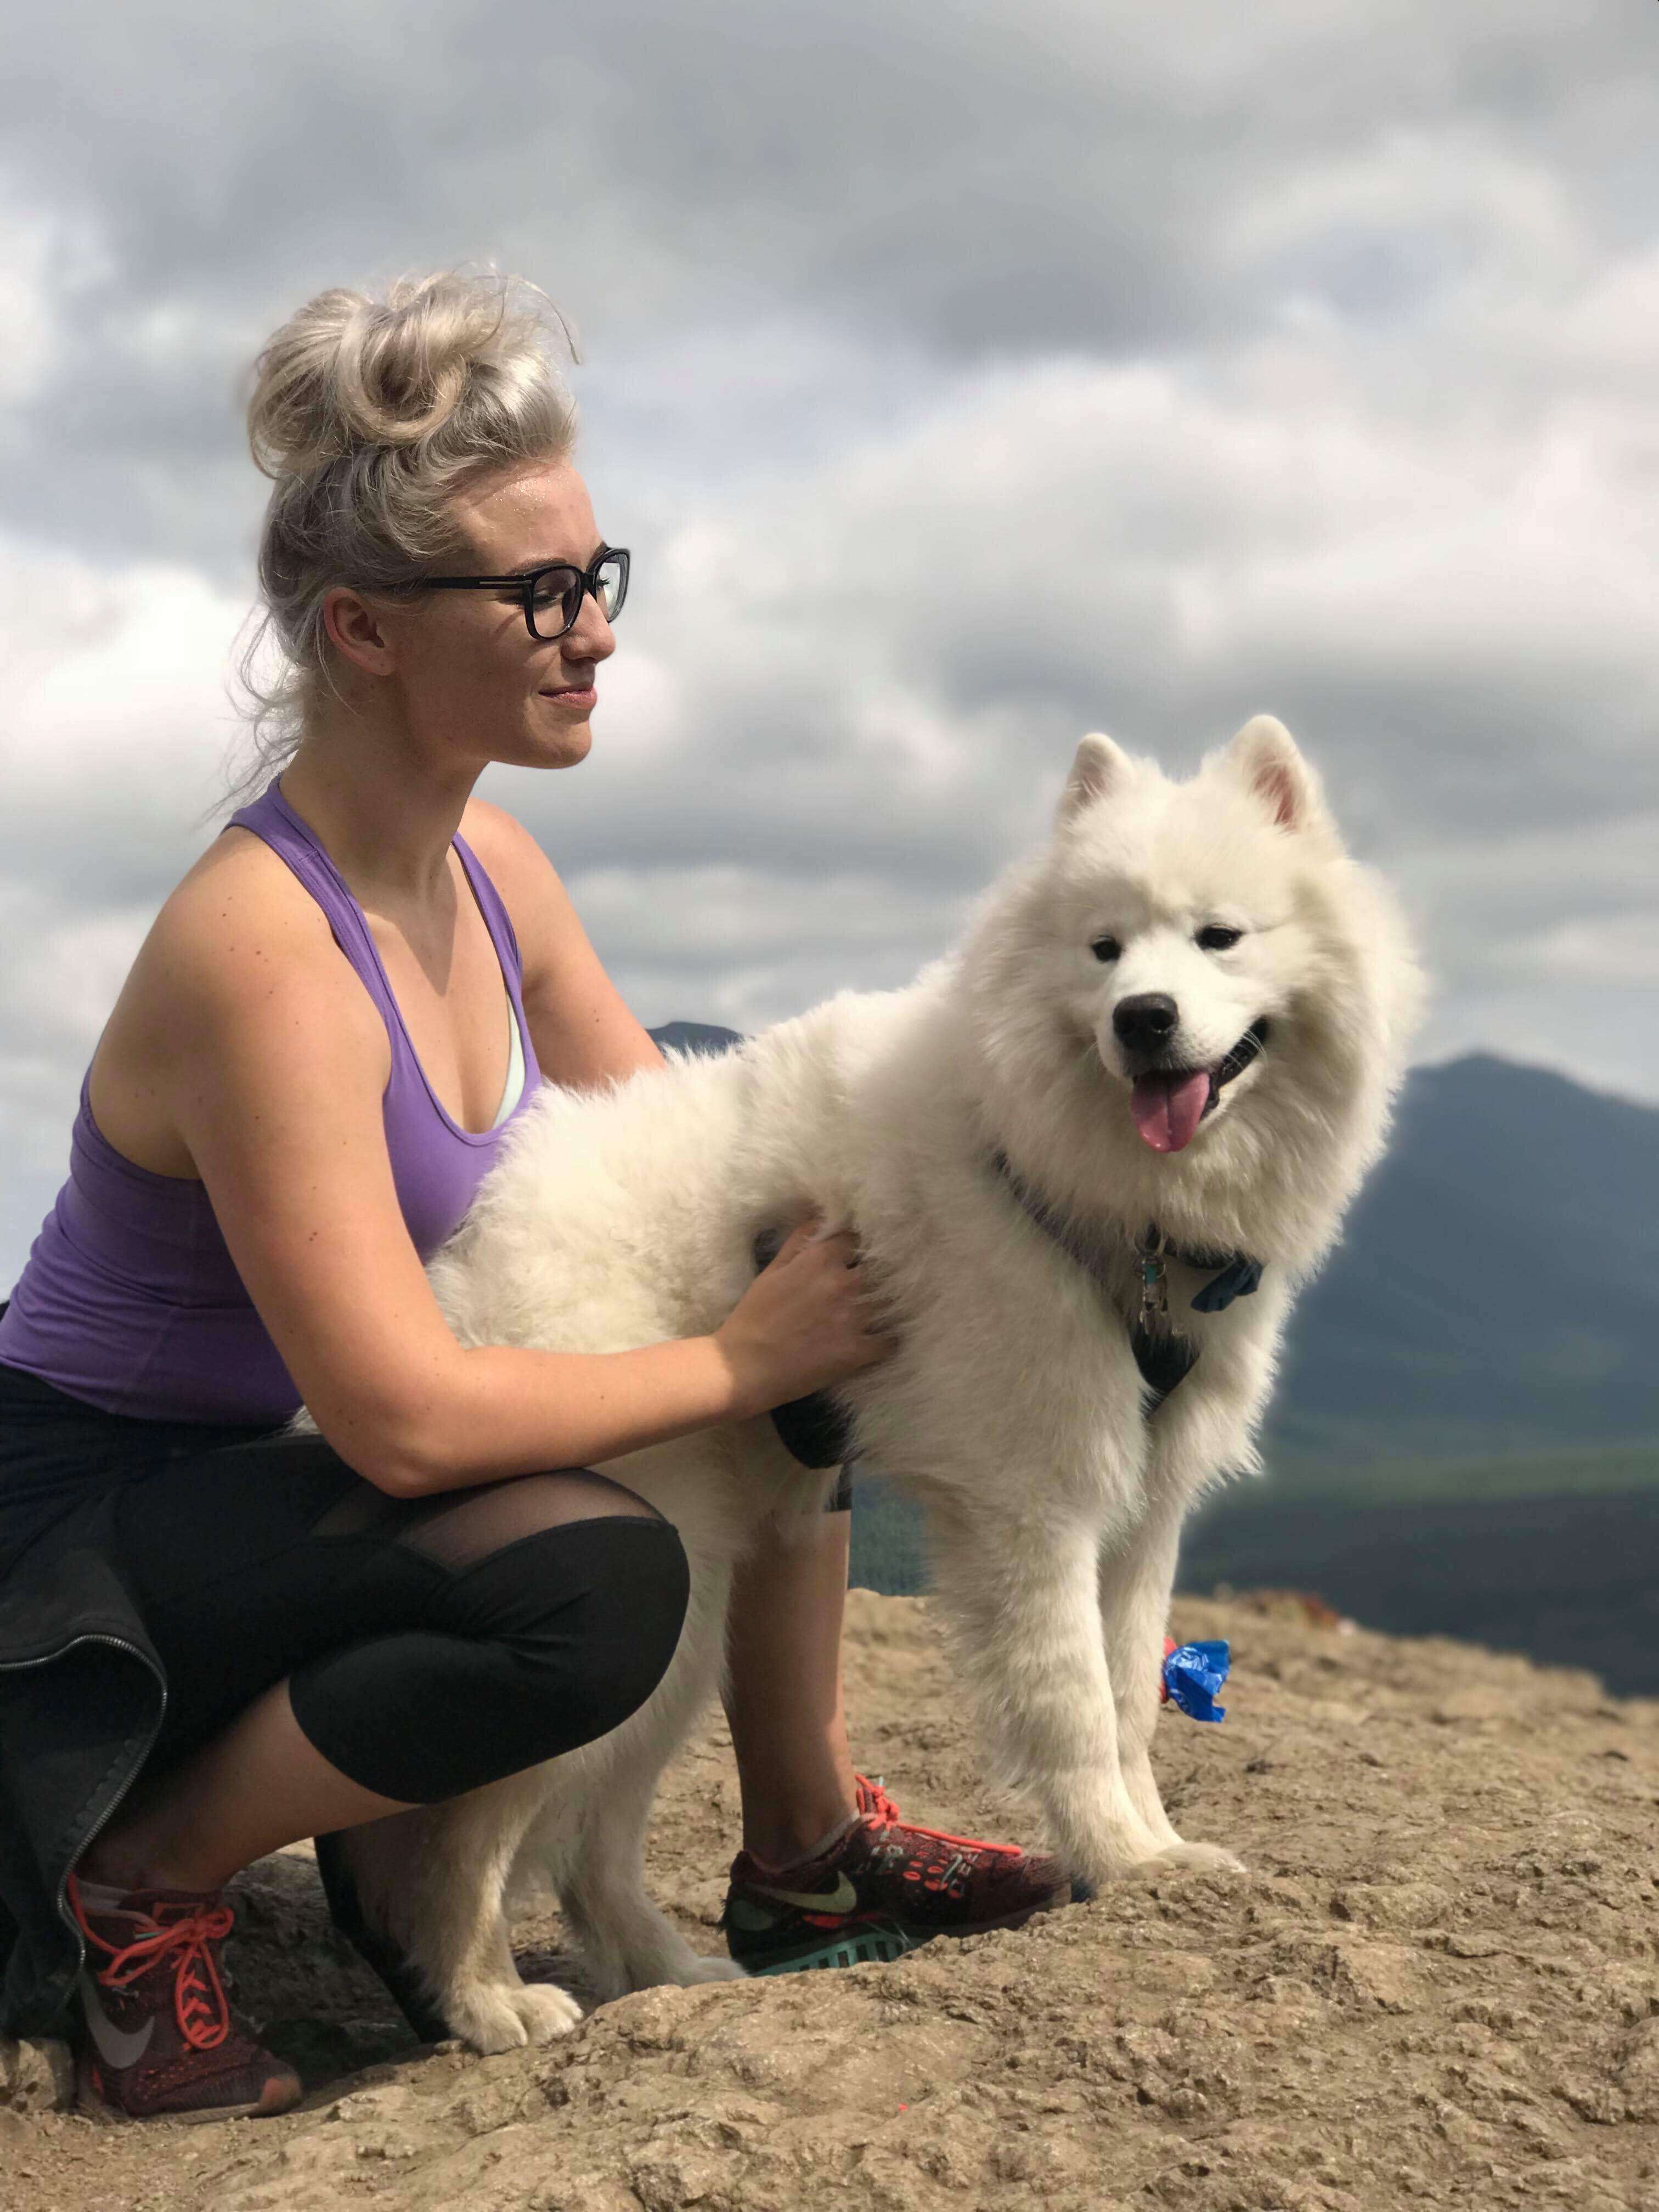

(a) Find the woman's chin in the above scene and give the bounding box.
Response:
[519,715,593,769]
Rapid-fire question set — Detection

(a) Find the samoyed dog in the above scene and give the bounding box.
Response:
[324,716,1422,2052]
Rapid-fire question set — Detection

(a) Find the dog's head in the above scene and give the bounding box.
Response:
[962,718,1423,1247]
[1046,716,1338,1154]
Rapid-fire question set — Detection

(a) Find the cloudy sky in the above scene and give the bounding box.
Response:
[2,0,1657,1284]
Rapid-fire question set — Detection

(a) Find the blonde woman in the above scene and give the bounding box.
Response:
[0,272,1064,2125]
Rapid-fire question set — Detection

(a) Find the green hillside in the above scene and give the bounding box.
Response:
[1249,1439,1659,1509]
[1269,1054,1659,1459]
[849,1447,1659,1601]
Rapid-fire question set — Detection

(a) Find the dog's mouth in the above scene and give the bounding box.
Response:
[1128,1020,1270,1154]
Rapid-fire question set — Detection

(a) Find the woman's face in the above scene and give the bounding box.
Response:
[331,458,618,775]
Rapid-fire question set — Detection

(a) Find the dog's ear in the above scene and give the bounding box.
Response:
[1221,716,1331,836]
[1057,732,1133,825]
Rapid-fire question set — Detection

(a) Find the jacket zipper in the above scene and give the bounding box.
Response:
[0,1631,167,1983]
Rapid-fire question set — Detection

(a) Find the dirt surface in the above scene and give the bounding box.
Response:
[5,1587,1658,2211]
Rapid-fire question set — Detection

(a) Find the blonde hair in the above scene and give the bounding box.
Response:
[221,268,578,805]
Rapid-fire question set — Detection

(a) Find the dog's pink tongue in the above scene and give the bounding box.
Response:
[1130,1070,1212,1153]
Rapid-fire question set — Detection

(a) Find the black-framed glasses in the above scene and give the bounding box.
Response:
[414,546,630,641]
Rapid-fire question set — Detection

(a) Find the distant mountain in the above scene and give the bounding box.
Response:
[1268,1055,1659,1462]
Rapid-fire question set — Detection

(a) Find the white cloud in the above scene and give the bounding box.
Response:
[0,215,59,409]
[0,534,251,883]
[3,0,1659,1290]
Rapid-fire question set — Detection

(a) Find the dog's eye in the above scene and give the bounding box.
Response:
[1197,925,1243,951]
[1090,936,1121,963]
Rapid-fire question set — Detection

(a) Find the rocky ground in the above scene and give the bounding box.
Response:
[4,1587,1658,2211]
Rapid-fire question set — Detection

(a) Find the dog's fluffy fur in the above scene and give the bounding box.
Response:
[326,716,1423,2052]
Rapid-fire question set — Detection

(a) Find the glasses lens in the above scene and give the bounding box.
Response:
[594,550,628,620]
[527,567,580,639]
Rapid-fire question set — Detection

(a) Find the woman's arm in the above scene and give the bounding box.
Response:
[157,848,883,1499]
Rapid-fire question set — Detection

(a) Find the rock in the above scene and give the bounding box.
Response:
[0,2036,72,2113]
[1612,2016,1659,2122]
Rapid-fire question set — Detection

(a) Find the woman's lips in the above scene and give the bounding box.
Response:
[541,685,596,708]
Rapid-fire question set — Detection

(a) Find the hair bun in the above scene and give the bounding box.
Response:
[246,270,573,479]
[230,267,578,795]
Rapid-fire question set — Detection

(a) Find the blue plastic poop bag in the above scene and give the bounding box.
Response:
[1159,1637,1229,1722]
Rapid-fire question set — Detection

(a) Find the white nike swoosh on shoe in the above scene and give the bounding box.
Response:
[748,1872,859,1914]
[79,1973,155,2070]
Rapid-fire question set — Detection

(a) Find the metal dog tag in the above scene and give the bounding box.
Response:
[1135,1224,1176,1335]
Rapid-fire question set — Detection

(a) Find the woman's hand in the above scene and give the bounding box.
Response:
[713,1218,898,1419]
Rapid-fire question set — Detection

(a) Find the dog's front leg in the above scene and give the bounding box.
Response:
[552,1564,748,2001]
[342,1777,583,2054]
[926,1504,1174,1888]
[1096,1499,1245,1873]
[558,1752,747,2002]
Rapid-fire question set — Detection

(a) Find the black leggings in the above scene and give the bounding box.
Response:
[105,1426,690,1804]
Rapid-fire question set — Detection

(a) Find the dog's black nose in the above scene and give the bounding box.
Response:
[1113,993,1180,1052]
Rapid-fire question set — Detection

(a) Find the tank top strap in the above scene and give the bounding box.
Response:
[226,777,400,1024]
[452,830,525,987]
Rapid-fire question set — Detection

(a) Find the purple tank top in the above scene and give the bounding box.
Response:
[0,776,542,1425]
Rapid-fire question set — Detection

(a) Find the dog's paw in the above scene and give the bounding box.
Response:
[514,1980,585,2041]
[1146,1839,1248,1877]
[449,1978,583,2053]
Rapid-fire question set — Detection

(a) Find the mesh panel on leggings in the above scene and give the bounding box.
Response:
[309,1468,662,1568]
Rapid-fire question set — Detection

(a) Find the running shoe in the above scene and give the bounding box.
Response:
[67,1874,302,2123]
[721,1774,1068,1974]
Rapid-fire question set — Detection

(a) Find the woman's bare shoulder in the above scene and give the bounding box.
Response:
[145,822,352,1002]
[462,796,592,951]
[456,794,560,897]
[455,795,577,977]
[91,823,386,1175]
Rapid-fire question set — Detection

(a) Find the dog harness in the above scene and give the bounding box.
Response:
[988,1150,1264,1413]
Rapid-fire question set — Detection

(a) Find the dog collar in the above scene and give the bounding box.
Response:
[988,1150,1264,1413]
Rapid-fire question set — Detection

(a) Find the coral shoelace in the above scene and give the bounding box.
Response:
[73,1882,235,2052]
[853,1773,1020,1861]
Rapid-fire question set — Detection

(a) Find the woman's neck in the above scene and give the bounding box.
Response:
[277,719,479,910]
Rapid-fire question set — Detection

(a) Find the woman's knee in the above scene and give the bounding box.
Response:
[562,1513,692,1735]
[464,1510,691,1768]
[289,1515,691,1802]
[439,1509,690,1717]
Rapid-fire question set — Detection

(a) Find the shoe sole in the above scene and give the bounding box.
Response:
[76,2072,303,2125]
[735,1887,1068,1977]
[740,1922,922,1975]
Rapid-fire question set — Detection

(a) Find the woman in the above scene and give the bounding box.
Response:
[0,271,1064,2125]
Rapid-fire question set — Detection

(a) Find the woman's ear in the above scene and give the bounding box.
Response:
[320,586,397,678]
[1056,732,1134,825]
[1220,715,1331,835]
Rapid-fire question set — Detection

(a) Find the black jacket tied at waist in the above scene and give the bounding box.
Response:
[0,1527,165,2035]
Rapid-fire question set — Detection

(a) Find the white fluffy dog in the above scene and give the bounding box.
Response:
[326,716,1423,2052]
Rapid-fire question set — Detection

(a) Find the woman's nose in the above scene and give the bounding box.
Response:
[564,587,616,663]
